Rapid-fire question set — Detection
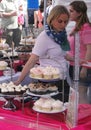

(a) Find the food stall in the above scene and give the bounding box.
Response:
[0,0,91,130]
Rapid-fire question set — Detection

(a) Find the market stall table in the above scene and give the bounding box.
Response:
[0,99,91,130]
[0,100,68,130]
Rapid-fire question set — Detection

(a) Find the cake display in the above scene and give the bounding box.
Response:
[0,43,9,50]
[20,37,35,45]
[0,61,8,70]
[33,98,45,110]
[16,45,33,52]
[52,100,63,111]
[33,97,65,113]
[42,101,52,111]
[30,66,60,79]
[0,81,28,95]
[30,67,43,78]
[28,82,58,94]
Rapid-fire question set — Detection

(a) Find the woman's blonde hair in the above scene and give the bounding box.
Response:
[47,5,69,27]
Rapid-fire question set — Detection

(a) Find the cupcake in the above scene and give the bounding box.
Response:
[21,85,28,94]
[15,85,22,95]
[1,87,8,95]
[52,68,60,79]
[43,70,52,79]
[28,83,37,93]
[41,101,52,112]
[52,100,63,111]
[36,86,47,94]
[7,87,15,95]
[30,67,43,78]
[34,98,44,110]
[48,85,58,92]
[0,61,8,70]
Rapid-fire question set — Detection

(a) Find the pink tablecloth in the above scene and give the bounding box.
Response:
[0,100,91,130]
[0,100,68,130]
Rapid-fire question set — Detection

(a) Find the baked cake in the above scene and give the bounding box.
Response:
[0,43,9,50]
[16,45,33,52]
[28,82,58,94]
[30,66,60,79]
[21,37,35,45]
[52,100,63,111]
[33,97,64,112]
[0,61,8,70]
[0,81,28,95]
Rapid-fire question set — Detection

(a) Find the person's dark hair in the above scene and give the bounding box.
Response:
[70,0,91,32]
[39,4,44,12]
[47,5,69,27]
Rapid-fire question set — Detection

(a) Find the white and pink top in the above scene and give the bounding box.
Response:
[67,23,91,65]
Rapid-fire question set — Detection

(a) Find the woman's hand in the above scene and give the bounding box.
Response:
[13,80,20,86]
[80,67,87,79]
[79,59,87,65]
[3,11,17,18]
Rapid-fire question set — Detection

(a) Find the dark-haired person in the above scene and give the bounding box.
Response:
[34,4,44,28]
[66,1,91,103]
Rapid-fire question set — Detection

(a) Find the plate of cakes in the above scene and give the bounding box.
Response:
[0,82,28,96]
[0,61,8,70]
[33,97,66,113]
[27,82,59,97]
[29,66,60,81]
[20,37,35,45]
[15,45,33,52]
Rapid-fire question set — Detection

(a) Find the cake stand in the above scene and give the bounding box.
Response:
[2,95,16,110]
[0,94,22,111]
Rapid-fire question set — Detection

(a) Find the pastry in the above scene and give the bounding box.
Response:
[0,61,8,70]
[52,100,63,111]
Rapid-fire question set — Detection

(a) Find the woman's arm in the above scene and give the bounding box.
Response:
[34,11,38,28]
[14,53,39,85]
[80,44,91,78]
[2,11,17,18]
[65,53,74,62]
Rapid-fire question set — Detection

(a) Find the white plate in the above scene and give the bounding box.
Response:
[30,75,60,82]
[33,106,66,114]
[26,90,59,98]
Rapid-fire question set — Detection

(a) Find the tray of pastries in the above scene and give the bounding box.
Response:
[27,82,59,97]
[33,97,66,113]
[15,45,34,53]
[0,61,8,70]
[0,82,28,96]
[20,37,35,45]
[30,66,60,81]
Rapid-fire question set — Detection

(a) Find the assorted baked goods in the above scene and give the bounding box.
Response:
[0,81,28,95]
[16,45,33,52]
[30,66,60,79]
[33,97,64,112]
[28,82,58,94]
[0,43,9,50]
[20,37,35,45]
[0,61,8,70]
